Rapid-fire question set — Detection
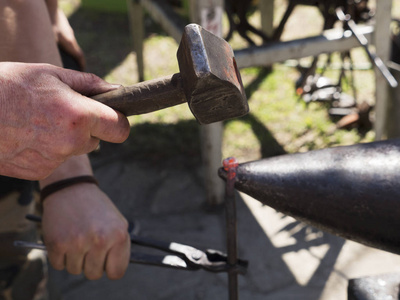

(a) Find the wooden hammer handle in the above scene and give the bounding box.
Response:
[91,73,187,116]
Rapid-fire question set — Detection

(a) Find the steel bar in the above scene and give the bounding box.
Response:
[14,241,46,251]
[234,25,374,68]
[336,8,397,88]
[223,157,239,300]
[139,1,374,72]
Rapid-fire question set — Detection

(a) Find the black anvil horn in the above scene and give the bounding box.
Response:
[218,139,400,255]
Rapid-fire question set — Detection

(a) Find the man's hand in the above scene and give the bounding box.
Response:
[41,183,131,280]
[0,62,130,180]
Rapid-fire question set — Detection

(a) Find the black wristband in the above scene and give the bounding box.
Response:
[40,175,98,203]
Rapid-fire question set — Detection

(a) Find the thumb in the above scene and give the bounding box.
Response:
[51,66,119,97]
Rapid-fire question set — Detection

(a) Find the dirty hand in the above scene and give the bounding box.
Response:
[41,183,131,280]
[0,62,130,180]
[52,8,86,70]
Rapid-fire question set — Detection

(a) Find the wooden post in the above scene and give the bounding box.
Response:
[259,0,274,37]
[189,0,225,206]
[127,0,145,82]
[373,0,393,140]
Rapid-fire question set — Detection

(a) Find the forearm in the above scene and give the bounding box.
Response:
[44,0,58,24]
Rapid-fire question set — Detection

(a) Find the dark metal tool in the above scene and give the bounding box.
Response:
[92,24,248,124]
[223,157,240,300]
[128,234,248,273]
[218,139,400,255]
[336,7,398,88]
[14,215,248,273]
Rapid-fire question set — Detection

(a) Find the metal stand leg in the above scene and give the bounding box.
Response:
[190,0,225,206]
[259,0,274,37]
[373,0,393,140]
[127,0,145,82]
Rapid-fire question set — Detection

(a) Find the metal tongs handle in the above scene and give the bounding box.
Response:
[336,7,398,88]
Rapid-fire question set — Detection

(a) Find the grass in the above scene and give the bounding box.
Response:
[63,0,381,165]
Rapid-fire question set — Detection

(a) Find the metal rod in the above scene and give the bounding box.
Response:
[336,7,398,88]
[14,241,46,251]
[234,25,374,68]
[223,157,239,300]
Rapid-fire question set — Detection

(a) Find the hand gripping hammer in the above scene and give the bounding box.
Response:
[93,24,249,124]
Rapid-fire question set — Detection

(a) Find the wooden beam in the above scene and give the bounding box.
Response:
[141,0,186,42]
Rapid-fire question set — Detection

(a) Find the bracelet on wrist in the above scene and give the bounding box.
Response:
[40,175,98,203]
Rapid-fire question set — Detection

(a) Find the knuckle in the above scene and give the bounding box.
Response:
[46,237,68,254]
[51,263,64,271]
[107,268,125,280]
[49,258,64,271]
[49,141,76,159]
[113,223,129,245]
[76,72,105,95]
[90,229,107,248]
[71,234,86,252]
[85,72,101,84]
[85,271,103,281]
[67,112,91,137]
[67,266,82,276]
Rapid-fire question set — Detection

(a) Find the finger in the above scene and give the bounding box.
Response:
[59,40,86,71]
[65,252,85,275]
[73,136,100,157]
[47,251,66,271]
[51,66,118,96]
[72,45,86,71]
[44,235,67,271]
[104,235,131,280]
[76,51,86,71]
[83,248,107,280]
[86,106,130,144]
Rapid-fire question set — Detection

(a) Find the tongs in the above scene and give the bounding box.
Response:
[14,215,248,274]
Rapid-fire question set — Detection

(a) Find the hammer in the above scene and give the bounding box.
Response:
[92,24,248,124]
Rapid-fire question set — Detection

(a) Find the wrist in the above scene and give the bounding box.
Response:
[39,155,93,188]
[40,175,98,203]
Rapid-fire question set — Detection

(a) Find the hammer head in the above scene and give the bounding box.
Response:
[177,24,248,124]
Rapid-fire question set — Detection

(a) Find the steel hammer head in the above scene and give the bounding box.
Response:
[177,24,248,124]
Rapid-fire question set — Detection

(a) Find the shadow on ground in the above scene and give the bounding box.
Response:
[49,138,346,299]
